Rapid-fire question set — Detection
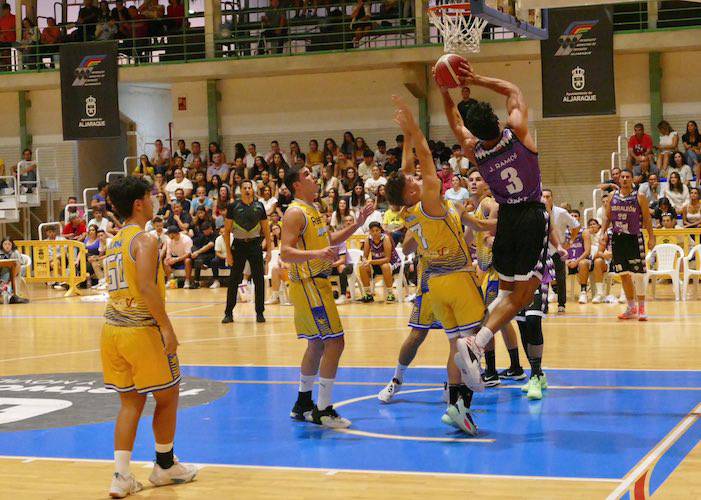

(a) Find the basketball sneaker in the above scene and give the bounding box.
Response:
[149,459,197,486]
[442,381,449,403]
[311,405,351,429]
[638,303,647,321]
[441,411,458,429]
[482,372,500,387]
[592,294,604,304]
[446,398,478,436]
[385,292,396,303]
[498,366,527,380]
[604,294,617,304]
[618,291,627,304]
[526,375,543,400]
[455,337,485,392]
[578,291,588,304]
[378,378,401,403]
[618,306,638,320]
[109,472,142,499]
[522,373,548,392]
[361,293,374,303]
[290,398,315,421]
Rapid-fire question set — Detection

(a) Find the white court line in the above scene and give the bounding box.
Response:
[170,303,217,314]
[0,454,621,483]
[605,402,701,499]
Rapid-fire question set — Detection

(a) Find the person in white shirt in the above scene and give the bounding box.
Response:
[264,140,289,165]
[13,148,37,192]
[244,143,257,170]
[661,171,690,212]
[86,207,115,235]
[212,226,234,289]
[542,188,580,312]
[165,168,193,200]
[148,216,169,261]
[361,209,383,234]
[655,120,679,174]
[667,152,694,185]
[444,175,470,206]
[357,151,375,180]
[364,165,387,199]
[374,140,388,168]
[448,145,470,174]
[164,225,194,287]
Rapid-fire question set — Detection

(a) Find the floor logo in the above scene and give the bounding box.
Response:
[0,373,229,432]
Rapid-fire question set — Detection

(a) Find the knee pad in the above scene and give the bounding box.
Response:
[487,289,512,315]
[525,314,543,346]
[633,273,646,295]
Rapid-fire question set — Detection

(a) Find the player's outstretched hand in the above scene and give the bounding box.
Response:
[316,246,338,263]
[392,95,416,133]
[356,200,375,226]
[162,327,179,355]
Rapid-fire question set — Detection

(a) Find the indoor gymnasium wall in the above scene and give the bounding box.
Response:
[171,81,209,145]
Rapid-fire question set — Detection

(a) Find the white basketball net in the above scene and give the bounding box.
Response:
[428,4,488,54]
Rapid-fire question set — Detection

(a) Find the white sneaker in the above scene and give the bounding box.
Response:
[441,410,459,428]
[446,398,478,435]
[265,292,280,305]
[618,292,627,304]
[592,294,604,304]
[442,381,449,403]
[605,294,617,304]
[183,281,191,289]
[149,460,198,487]
[548,291,557,303]
[578,291,588,304]
[209,280,220,289]
[109,472,143,498]
[335,295,347,305]
[454,337,485,392]
[378,378,401,403]
[311,405,351,429]
[404,293,416,303]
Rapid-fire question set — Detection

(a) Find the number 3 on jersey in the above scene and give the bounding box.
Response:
[105,253,128,292]
[501,167,524,195]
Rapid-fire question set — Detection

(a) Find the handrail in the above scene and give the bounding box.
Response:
[123,156,138,175]
[63,202,87,224]
[38,221,62,240]
[83,187,98,210]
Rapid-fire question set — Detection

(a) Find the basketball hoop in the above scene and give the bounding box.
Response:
[428,3,488,54]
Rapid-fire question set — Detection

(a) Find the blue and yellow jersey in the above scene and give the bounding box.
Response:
[474,197,494,273]
[104,224,165,327]
[404,200,470,290]
[287,200,332,282]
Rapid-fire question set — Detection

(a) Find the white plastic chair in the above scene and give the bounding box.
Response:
[682,244,701,301]
[645,244,684,301]
[346,248,363,301]
[263,249,282,300]
[368,247,408,301]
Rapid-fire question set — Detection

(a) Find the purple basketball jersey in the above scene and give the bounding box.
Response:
[567,232,585,260]
[610,190,642,235]
[474,128,542,205]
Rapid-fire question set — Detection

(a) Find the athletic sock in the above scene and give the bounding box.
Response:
[155,443,174,470]
[580,283,588,292]
[638,300,646,315]
[485,349,496,375]
[317,377,335,410]
[458,384,473,407]
[299,373,316,393]
[627,299,636,310]
[393,363,408,384]
[448,384,460,405]
[529,357,543,377]
[475,326,494,349]
[114,450,131,476]
[595,283,605,296]
[507,347,521,370]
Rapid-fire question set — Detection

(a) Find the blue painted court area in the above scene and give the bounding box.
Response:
[0,366,699,492]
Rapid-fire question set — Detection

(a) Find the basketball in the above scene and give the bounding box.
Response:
[434,53,467,89]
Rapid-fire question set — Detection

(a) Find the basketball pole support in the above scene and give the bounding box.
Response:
[207,80,222,146]
[649,52,662,145]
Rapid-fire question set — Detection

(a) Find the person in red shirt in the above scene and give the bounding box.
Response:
[627,122,654,169]
[167,0,185,31]
[63,214,88,242]
[0,4,17,72]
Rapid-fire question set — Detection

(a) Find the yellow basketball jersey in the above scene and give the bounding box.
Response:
[404,200,470,279]
[474,197,494,272]
[104,224,165,327]
[287,200,332,282]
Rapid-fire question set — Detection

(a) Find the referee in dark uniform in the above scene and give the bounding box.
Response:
[222,179,271,324]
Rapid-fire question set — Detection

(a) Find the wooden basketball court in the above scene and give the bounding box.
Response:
[0,285,699,499]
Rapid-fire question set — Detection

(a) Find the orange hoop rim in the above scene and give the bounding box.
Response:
[427,3,472,16]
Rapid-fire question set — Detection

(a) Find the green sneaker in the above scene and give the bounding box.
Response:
[539,373,548,390]
[526,375,543,400]
[441,411,458,428]
[521,377,532,393]
[385,292,396,303]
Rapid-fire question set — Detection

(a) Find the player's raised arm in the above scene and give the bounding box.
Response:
[435,72,473,148]
[391,96,442,211]
[459,62,535,151]
[400,128,416,176]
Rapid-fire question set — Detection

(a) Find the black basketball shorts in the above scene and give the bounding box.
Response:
[611,233,646,275]
[493,202,549,282]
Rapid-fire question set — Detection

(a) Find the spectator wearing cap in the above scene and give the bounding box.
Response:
[164,225,193,287]
[191,221,220,289]
[63,214,87,242]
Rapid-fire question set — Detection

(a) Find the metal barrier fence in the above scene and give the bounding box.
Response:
[14,239,88,297]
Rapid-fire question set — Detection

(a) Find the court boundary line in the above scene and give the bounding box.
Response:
[0,454,621,483]
[605,402,701,499]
